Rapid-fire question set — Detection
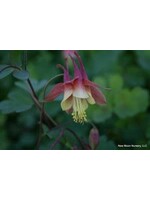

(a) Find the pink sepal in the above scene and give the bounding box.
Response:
[45,83,64,101]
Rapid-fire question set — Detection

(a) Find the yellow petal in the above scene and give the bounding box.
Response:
[61,96,73,111]
[85,87,96,104]
[63,85,73,101]
[87,95,95,104]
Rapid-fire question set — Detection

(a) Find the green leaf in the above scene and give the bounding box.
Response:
[15,81,28,91]
[0,100,15,114]
[131,87,149,113]
[19,133,36,147]
[87,104,112,123]
[135,50,150,71]
[0,65,14,79]
[108,74,123,92]
[94,77,107,88]
[113,89,132,118]
[45,101,61,117]
[97,135,117,150]
[93,74,123,106]
[9,51,22,66]
[15,79,47,93]
[146,127,150,139]
[0,88,33,114]
[0,113,6,126]
[0,64,9,68]
[0,130,9,149]
[28,51,58,80]
[13,70,29,80]
[123,67,146,87]
[89,50,122,76]
[113,87,149,118]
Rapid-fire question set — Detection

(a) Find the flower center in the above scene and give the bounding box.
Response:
[72,97,87,123]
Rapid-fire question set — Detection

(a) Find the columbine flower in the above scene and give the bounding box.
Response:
[45,51,106,123]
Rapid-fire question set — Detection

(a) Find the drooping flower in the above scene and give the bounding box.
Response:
[45,51,106,123]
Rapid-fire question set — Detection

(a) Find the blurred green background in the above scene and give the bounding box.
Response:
[0,50,150,150]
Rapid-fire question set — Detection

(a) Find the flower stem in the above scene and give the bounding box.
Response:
[66,128,86,149]
[0,65,21,74]
[27,79,38,99]
[50,128,65,150]
[22,50,27,70]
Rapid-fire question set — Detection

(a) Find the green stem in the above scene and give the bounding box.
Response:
[41,73,64,127]
[22,50,27,70]
[27,79,38,100]
[0,65,21,74]
[66,128,86,149]
[43,74,64,98]
[87,120,97,129]
[50,128,65,150]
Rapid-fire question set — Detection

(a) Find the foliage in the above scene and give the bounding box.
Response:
[0,50,150,150]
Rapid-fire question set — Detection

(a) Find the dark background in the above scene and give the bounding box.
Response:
[0,50,150,150]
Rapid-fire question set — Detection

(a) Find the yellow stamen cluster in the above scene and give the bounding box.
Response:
[72,97,87,123]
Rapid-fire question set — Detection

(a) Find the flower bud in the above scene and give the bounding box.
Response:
[89,128,99,150]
